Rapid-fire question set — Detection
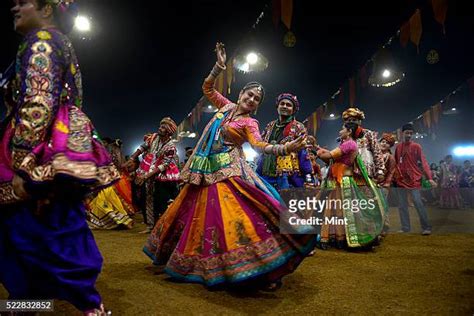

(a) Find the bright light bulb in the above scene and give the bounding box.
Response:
[75,16,91,32]
[451,107,456,111]
[208,105,212,109]
[329,113,335,118]
[382,69,391,78]
[246,53,258,65]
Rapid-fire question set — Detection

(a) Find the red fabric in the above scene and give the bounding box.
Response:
[431,0,448,34]
[281,0,293,29]
[382,153,396,187]
[394,141,432,188]
[400,21,410,48]
[409,10,423,53]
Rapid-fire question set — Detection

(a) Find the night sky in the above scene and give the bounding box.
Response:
[1,0,473,162]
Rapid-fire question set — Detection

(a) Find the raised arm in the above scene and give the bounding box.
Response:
[202,42,231,109]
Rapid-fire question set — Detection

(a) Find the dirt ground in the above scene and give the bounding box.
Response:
[1,207,473,315]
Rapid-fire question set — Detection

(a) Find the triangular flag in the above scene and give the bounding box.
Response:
[400,21,410,47]
[226,60,234,95]
[410,9,423,54]
[281,0,293,30]
[431,0,448,34]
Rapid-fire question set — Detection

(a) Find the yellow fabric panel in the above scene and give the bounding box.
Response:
[217,181,260,250]
[89,187,128,216]
[330,147,343,159]
[183,186,208,255]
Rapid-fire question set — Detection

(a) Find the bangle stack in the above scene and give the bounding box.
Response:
[210,63,226,77]
[271,144,289,156]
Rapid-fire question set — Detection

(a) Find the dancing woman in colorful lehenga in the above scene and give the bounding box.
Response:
[0,1,117,314]
[107,138,137,215]
[315,122,387,250]
[85,138,135,229]
[144,42,316,290]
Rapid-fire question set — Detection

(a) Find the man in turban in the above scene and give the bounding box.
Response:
[256,93,312,190]
[342,107,385,183]
[126,117,180,233]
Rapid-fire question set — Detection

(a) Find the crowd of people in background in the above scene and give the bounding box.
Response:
[90,113,474,238]
[425,157,474,208]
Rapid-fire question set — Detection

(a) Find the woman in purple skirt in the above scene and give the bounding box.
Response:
[1,1,118,314]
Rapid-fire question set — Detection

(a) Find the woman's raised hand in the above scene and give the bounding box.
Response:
[215,42,226,67]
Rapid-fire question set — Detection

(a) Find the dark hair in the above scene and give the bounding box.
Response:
[445,155,453,160]
[185,147,193,151]
[37,0,78,34]
[402,123,414,132]
[343,122,362,139]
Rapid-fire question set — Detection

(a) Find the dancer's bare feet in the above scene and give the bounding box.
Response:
[261,280,282,292]
[83,303,111,315]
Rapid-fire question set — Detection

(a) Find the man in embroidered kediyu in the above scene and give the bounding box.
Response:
[1,1,118,315]
[256,93,312,190]
[126,117,180,233]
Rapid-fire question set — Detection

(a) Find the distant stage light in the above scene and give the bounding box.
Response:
[453,145,474,157]
[75,16,91,32]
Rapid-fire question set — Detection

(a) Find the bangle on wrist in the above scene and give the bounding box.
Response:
[11,189,21,201]
[216,62,226,70]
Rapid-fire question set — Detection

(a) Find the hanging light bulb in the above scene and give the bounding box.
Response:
[322,100,340,120]
[233,51,268,73]
[368,48,404,87]
[246,52,259,64]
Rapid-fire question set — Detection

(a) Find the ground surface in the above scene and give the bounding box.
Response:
[1,207,473,315]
